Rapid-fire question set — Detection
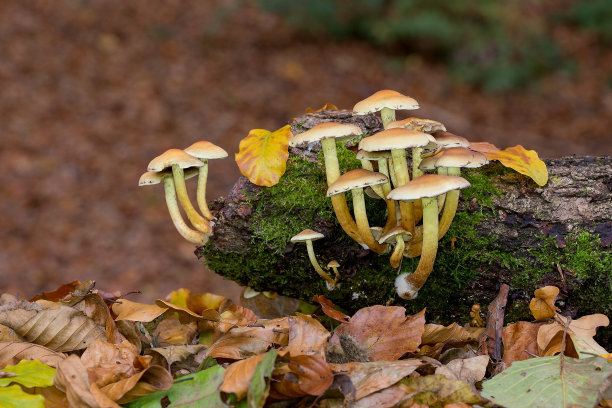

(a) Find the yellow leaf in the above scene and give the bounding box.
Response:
[471,144,548,186]
[235,125,292,187]
[305,102,338,113]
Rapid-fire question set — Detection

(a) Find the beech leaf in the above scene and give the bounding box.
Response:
[471,143,548,186]
[0,360,55,388]
[0,384,45,408]
[235,125,292,187]
[0,342,65,368]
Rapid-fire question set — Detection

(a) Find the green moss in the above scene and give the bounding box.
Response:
[461,167,504,210]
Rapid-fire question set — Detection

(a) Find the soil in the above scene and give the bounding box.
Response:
[1,1,611,303]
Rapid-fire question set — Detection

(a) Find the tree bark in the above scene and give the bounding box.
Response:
[198,110,611,342]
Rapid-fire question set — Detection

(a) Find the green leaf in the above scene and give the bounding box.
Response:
[0,360,55,388]
[247,349,278,408]
[481,355,612,408]
[0,384,45,408]
[124,364,225,408]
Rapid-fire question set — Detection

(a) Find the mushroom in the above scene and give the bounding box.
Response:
[327,260,340,286]
[388,174,470,299]
[356,149,397,231]
[147,149,210,233]
[359,128,436,235]
[290,229,336,288]
[290,122,364,243]
[378,226,412,268]
[183,141,228,220]
[139,169,208,244]
[326,169,389,253]
[353,90,420,128]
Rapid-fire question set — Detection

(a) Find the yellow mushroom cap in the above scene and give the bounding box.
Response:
[184,141,228,159]
[377,226,412,244]
[432,131,470,148]
[359,128,436,151]
[289,122,362,147]
[291,229,325,242]
[139,168,199,186]
[387,174,470,201]
[353,90,419,115]
[432,147,488,168]
[326,169,388,197]
[147,149,204,172]
[386,117,446,133]
[355,150,391,160]
[327,260,340,268]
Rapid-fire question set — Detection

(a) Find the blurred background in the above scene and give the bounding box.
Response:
[1,0,611,302]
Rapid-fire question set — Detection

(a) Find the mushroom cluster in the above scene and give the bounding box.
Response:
[289,90,489,299]
[139,142,228,245]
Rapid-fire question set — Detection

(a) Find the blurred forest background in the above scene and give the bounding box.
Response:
[1,0,611,302]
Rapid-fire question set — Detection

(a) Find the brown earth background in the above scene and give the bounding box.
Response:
[1,1,611,303]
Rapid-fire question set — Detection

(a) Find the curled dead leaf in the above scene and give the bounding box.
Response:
[313,295,350,323]
[0,341,66,368]
[471,143,548,186]
[112,299,167,322]
[529,286,560,321]
[270,355,333,399]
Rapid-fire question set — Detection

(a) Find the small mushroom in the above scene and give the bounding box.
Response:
[388,174,470,299]
[139,169,207,244]
[353,90,419,128]
[327,260,340,287]
[326,169,389,254]
[378,226,412,268]
[183,141,228,220]
[147,149,210,233]
[290,229,336,288]
[290,123,364,244]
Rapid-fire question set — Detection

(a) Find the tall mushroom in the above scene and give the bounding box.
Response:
[353,90,420,128]
[326,169,389,254]
[290,122,364,243]
[183,141,228,220]
[388,174,470,299]
[359,128,436,235]
[138,169,208,244]
[290,229,336,289]
[147,149,210,233]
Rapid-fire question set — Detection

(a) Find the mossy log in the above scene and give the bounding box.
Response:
[198,111,611,341]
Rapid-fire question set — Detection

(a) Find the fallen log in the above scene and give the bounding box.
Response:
[197,110,611,342]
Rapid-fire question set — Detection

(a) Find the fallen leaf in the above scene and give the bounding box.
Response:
[0,300,105,352]
[331,359,423,400]
[247,349,278,408]
[0,360,55,388]
[330,306,425,361]
[166,289,229,315]
[0,384,46,408]
[305,102,338,113]
[221,353,268,399]
[155,299,220,323]
[0,325,20,342]
[434,355,489,385]
[112,299,167,323]
[235,125,292,187]
[81,340,140,388]
[29,281,81,302]
[152,318,197,346]
[402,374,482,406]
[0,342,65,368]
[484,283,509,362]
[529,286,559,321]
[285,313,330,358]
[556,313,609,357]
[271,354,333,399]
[240,291,299,319]
[502,321,543,366]
[471,143,548,186]
[100,365,173,404]
[147,344,206,369]
[313,295,350,323]
[218,305,259,333]
[421,323,478,346]
[350,383,410,408]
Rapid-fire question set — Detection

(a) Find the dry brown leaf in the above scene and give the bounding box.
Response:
[99,365,173,404]
[285,313,330,359]
[221,353,267,399]
[270,355,333,399]
[0,324,20,342]
[351,383,410,408]
[0,341,65,368]
[330,307,425,361]
[0,300,105,351]
[30,281,82,302]
[206,317,290,360]
[529,286,560,321]
[305,102,338,113]
[421,323,478,346]
[434,355,489,385]
[147,344,207,369]
[501,321,543,366]
[166,288,230,315]
[112,299,167,322]
[240,291,299,319]
[313,295,350,323]
[55,354,120,408]
[81,339,140,388]
[156,299,220,322]
[73,293,122,344]
[218,305,259,333]
[114,320,142,353]
[153,318,197,346]
[556,313,609,357]
[484,284,509,362]
[537,322,576,357]
[331,359,423,400]
[33,385,68,408]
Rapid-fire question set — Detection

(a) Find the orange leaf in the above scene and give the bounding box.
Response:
[471,143,548,186]
[529,286,559,321]
[285,313,330,358]
[270,355,333,399]
[221,353,267,399]
[501,321,543,366]
[235,125,291,187]
[305,102,338,113]
[313,295,350,323]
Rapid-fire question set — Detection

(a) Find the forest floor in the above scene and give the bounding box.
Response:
[1,1,611,303]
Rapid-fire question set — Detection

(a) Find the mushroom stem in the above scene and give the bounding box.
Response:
[395,197,439,299]
[163,177,207,244]
[195,159,213,220]
[378,159,397,232]
[305,241,336,287]
[352,188,388,254]
[380,107,396,127]
[321,138,364,244]
[412,147,424,179]
[171,164,211,233]
[359,159,385,198]
[390,149,415,234]
[390,235,405,268]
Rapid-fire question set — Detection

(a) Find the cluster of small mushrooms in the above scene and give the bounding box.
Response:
[290,90,489,300]
[138,142,228,245]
